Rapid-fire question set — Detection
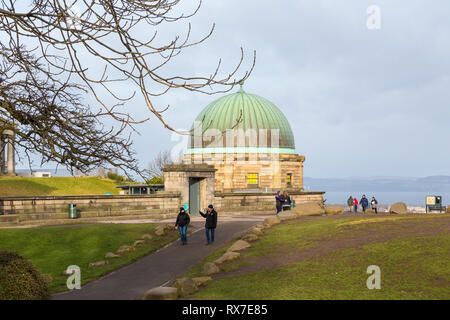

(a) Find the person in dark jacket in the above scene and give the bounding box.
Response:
[199,204,218,245]
[175,207,190,245]
[347,196,354,212]
[360,195,369,213]
[275,191,284,215]
[282,191,291,211]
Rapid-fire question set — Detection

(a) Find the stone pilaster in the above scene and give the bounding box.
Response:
[6,133,15,176]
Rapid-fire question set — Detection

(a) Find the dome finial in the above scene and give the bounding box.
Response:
[239,80,244,92]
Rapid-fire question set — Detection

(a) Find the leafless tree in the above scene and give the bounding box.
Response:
[146,149,171,180]
[0,0,255,176]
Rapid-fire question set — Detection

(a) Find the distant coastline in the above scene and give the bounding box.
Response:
[11,170,450,207]
[323,191,450,207]
[304,176,450,207]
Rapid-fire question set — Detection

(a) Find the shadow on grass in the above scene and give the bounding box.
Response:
[0,178,57,197]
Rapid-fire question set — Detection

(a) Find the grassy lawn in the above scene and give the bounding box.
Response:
[186,214,450,300]
[0,223,178,293]
[0,176,120,196]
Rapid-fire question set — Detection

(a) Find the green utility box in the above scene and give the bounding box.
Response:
[68,203,78,219]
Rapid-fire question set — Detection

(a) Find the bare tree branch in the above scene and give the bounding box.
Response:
[0,0,255,176]
[145,149,172,180]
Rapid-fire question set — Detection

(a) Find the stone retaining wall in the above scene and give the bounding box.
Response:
[0,190,325,223]
[0,193,181,222]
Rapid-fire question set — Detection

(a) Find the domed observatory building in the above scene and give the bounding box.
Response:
[163,84,324,215]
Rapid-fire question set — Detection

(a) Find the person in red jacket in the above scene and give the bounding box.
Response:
[353,197,359,213]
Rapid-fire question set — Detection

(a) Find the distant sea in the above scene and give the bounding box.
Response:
[324,191,450,206]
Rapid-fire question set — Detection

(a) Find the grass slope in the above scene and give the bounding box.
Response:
[0,177,120,196]
[187,215,450,300]
[0,224,178,293]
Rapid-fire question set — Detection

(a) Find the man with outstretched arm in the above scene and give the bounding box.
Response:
[199,204,218,245]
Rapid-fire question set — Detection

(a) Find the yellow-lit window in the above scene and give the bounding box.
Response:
[247,173,259,186]
[287,173,292,186]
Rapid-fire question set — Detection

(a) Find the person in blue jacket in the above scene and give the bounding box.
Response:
[360,195,369,213]
[275,191,284,215]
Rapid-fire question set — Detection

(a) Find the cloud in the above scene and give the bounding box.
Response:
[15,0,450,178]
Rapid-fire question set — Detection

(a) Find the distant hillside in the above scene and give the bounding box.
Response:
[304,176,450,192]
[0,177,120,197]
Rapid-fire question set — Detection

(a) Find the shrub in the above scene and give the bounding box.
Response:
[107,171,125,183]
[0,251,49,300]
[147,176,163,185]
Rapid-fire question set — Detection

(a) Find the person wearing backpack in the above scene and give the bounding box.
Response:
[347,196,354,212]
[283,191,291,211]
[174,207,190,245]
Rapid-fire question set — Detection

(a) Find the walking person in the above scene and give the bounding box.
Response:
[174,207,190,245]
[353,197,359,213]
[360,195,369,213]
[371,196,378,214]
[199,204,218,245]
[283,191,291,211]
[347,196,354,212]
[275,191,284,216]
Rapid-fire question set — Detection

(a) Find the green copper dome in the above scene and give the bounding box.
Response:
[186,85,296,154]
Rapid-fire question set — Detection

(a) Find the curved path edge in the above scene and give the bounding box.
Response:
[52,216,265,300]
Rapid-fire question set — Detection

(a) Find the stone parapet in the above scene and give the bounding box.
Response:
[0,193,182,220]
[213,190,324,214]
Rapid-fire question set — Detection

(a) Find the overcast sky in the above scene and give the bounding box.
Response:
[16,0,450,178]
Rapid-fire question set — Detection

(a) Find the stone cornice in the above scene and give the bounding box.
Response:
[0,192,181,201]
[214,190,325,197]
[162,163,217,172]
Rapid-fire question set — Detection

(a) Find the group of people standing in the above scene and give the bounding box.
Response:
[347,195,379,213]
[174,204,218,246]
[275,191,292,215]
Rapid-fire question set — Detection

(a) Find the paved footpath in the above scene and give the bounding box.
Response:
[52,216,265,300]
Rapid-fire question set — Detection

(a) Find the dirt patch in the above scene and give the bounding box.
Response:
[338,216,408,226]
[214,215,450,280]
